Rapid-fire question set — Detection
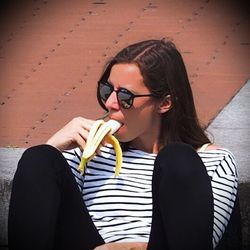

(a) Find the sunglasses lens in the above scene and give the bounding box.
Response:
[117,89,133,109]
[99,82,113,102]
[99,82,134,109]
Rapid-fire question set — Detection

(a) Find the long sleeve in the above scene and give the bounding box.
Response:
[210,150,238,247]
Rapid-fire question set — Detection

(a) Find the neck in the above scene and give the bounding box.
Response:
[130,112,162,154]
[130,130,161,154]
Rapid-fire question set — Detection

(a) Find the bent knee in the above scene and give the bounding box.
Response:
[154,143,205,179]
[156,143,197,165]
[21,144,61,160]
[17,144,67,176]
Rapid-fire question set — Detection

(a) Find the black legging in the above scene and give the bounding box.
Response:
[148,143,213,250]
[8,145,104,250]
[9,143,214,250]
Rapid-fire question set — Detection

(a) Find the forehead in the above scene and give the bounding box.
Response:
[109,63,145,89]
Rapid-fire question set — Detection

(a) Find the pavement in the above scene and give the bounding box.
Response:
[208,79,250,183]
[0,0,249,248]
[208,79,250,249]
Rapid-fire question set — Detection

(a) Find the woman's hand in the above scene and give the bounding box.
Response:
[46,117,95,151]
[93,242,148,250]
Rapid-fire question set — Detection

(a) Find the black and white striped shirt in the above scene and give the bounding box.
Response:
[63,144,238,248]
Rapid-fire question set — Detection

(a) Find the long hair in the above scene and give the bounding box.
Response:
[97,39,210,150]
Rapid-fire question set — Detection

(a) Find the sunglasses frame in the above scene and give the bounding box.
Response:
[98,81,156,109]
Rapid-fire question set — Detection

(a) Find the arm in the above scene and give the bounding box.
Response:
[210,150,239,247]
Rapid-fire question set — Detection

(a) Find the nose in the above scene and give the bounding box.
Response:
[105,91,120,110]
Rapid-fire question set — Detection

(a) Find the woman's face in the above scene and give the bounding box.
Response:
[104,63,162,152]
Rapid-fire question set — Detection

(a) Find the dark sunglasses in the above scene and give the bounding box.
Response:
[98,81,156,109]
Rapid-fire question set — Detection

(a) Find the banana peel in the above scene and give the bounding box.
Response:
[79,119,122,177]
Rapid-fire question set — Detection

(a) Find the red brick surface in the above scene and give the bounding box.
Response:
[0,0,249,147]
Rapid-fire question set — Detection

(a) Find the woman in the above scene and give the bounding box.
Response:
[8,39,241,250]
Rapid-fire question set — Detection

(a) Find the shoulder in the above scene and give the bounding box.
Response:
[197,143,222,152]
[198,144,237,177]
[206,144,222,151]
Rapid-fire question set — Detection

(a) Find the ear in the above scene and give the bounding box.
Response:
[158,95,172,114]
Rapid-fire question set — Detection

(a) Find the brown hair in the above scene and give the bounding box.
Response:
[97,39,210,150]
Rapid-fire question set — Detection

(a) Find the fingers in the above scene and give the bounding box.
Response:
[46,117,95,151]
[46,116,111,152]
[70,117,94,135]
[72,130,86,151]
[67,117,94,150]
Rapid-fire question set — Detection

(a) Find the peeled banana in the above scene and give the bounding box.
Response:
[79,119,122,177]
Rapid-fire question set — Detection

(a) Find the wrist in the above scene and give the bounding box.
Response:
[45,138,63,152]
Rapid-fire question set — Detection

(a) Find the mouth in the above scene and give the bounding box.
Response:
[98,112,124,133]
[106,119,123,134]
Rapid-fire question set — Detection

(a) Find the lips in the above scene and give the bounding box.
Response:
[108,115,124,125]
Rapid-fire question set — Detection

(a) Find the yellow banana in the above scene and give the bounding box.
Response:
[79,119,122,176]
[78,119,104,173]
[105,134,122,177]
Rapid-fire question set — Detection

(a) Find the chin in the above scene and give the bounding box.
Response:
[115,135,128,143]
[115,132,131,143]
[114,126,134,143]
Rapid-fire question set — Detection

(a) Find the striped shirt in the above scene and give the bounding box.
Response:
[63,144,238,248]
